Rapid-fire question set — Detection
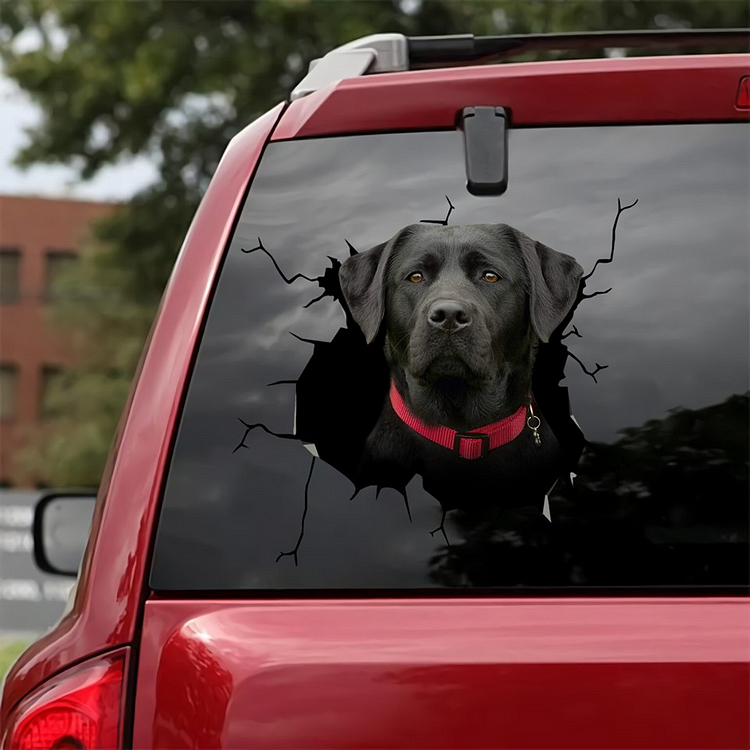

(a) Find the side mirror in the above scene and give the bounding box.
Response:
[33,492,97,577]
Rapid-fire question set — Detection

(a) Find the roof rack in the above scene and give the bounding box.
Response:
[291,29,750,100]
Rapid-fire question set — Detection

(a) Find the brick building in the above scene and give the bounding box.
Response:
[0,195,115,487]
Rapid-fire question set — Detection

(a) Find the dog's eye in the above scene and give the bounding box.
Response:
[482,271,500,283]
[407,272,424,284]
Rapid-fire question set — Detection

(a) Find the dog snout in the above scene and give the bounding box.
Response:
[428,299,472,332]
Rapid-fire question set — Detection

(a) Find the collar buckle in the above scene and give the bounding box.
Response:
[453,431,490,459]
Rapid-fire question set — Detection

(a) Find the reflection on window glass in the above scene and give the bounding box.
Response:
[0,365,19,420]
[0,249,21,304]
[44,251,78,301]
[151,124,749,592]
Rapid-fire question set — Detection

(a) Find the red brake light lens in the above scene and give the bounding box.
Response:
[737,76,750,110]
[4,652,125,750]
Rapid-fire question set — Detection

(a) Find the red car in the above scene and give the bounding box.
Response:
[2,30,749,750]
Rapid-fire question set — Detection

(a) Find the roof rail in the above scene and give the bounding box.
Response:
[291,28,750,100]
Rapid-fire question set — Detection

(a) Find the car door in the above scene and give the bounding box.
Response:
[132,61,750,748]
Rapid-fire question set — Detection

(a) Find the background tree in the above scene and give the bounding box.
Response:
[0,0,746,486]
[429,394,749,587]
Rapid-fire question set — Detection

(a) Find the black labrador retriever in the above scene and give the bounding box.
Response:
[339,223,583,514]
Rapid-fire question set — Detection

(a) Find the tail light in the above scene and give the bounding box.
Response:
[3,651,126,750]
[737,76,750,110]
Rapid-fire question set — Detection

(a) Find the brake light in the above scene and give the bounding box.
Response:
[737,76,750,109]
[3,652,125,750]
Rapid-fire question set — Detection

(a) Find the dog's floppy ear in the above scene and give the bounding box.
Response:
[506,226,584,343]
[339,226,414,343]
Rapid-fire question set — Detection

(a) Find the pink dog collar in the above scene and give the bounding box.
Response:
[389,381,528,460]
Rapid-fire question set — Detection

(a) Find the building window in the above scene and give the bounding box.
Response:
[0,248,21,304]
[39,366,64,419]
[44,251,78,301]
[0,364,19,421]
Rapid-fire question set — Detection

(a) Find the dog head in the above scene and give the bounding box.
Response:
[339,224,583,426]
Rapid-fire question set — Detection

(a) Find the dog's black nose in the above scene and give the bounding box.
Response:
[428,300,472,331]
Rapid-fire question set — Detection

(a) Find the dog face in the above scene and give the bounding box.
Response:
[339,223,583,426]
[382,225,533,389]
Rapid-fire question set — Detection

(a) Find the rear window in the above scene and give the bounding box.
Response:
[150,123,749,592]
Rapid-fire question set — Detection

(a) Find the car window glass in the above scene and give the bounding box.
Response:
[151,125,749,591]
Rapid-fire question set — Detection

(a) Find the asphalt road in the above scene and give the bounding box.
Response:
[0,490,75,638]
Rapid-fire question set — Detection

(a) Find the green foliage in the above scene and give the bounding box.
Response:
[1,0,746,486]
[429,394,749,586]
[0,639,29,682]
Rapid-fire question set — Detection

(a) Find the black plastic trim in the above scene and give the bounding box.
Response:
[460,106,509,196]
[407,29,750,67]
[148,585,750,600]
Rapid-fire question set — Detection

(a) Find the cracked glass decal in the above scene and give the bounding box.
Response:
[151,125,749,591]
[231,200,637,562]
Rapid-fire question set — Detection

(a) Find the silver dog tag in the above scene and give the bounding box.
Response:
[527,403,542,447]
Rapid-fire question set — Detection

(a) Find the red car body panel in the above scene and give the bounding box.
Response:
[131,597,750,749]
[273,55,750,141]
[0,102,286,718]
[2,52,749,746]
